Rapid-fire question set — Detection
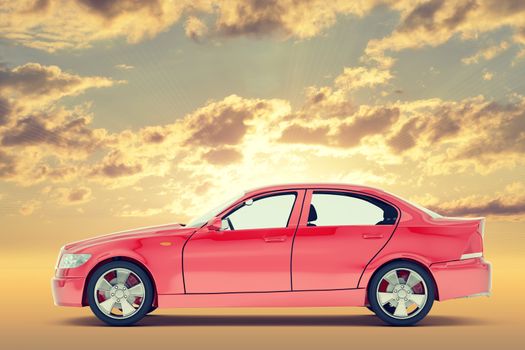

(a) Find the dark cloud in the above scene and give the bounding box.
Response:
[99,162,143,178]
[0,150,17,178]
[90,151,143,178]
[431,198,525,217]
[447,100,525,160]
[0,63,113,99]
[336,107,400,147]
[203,148,242,165]
[2,116,59,146]
[216,0,285,37]
[444,0,478,29]
[67,187,91,202]
[142,129,167,144]
[399,0,444,32]
[1,115,103,152]
[28,0,51,12]
[387,118,419,152]
[279,124,330,144]
[486,0,525,15]
[0,96,11,126]
[188,107,249,146]
[76,0,162,19]
[186,98,275,147]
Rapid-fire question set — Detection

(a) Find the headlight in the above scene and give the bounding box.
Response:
[58,253,91,269]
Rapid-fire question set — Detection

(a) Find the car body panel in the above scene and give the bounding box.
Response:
[51,183,492,310]
[292,189,399,290]
[183,190,305,293]
[157,289,366,308]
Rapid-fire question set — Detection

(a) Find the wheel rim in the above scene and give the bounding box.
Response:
[93,268,146,319]
[375,268,428,320]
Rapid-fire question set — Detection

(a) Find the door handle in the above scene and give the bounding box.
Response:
[263,236,287,243]
[362,233,384,239]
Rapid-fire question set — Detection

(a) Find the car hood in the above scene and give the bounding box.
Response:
[64,223,197,252]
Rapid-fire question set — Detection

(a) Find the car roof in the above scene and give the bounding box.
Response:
[245,183,384,196]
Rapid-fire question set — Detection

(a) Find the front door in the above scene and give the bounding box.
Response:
[184,190,305,293]
[292,190,399,290]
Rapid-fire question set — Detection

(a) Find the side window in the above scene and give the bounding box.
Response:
[308,192,397,226]
[223,193,297,230]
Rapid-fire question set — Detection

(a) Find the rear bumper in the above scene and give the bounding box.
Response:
[430,257,491,301]
[51,277,85,307]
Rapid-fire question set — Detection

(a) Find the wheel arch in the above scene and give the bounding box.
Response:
[364,258,440,302]
[82,256,158,307]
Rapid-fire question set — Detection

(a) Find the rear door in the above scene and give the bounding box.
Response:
[291,190,399,290]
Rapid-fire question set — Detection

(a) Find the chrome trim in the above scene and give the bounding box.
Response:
[460,252,482,260]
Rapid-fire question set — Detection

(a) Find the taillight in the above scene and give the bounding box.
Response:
[461,218,485,260]
[478,218,485,239]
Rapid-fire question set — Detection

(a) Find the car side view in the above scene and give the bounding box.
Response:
[52,184,491,326]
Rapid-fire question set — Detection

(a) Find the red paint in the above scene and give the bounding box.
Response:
[51,183,491,309]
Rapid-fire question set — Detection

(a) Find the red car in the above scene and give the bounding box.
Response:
[52,184,491,326]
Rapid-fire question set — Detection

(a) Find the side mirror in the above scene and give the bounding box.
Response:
[206,217,222,231]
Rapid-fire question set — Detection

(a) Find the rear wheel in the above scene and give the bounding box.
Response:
[87,261,154,326]
[368,261,435,326]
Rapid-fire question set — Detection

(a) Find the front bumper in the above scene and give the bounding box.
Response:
[430,257,491,301]
[51,276,85,307]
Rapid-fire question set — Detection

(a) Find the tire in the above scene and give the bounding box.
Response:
[87,261,154,326]
[368,261,435,326]
[366,305,375,313]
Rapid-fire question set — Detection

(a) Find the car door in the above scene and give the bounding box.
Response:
[183,190,305,293]
[291,189,399,290]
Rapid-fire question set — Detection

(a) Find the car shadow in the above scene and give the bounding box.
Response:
[59,314,488,327]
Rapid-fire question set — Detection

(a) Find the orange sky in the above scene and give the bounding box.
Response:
[0,0,524,250]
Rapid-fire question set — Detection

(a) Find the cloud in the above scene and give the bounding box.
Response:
[0,0,192,52]
[334,66,392,91]
[203,147,243,165]
[482,71,494,80]
[0,63,120,128]
[115,64,134,70]
[184,95,289,147]
[0,63,118,103]
[0,0,382,51]
[1,112,106,154]
[462,41,510,65]
[210,0,380,40]
[364,0,525,65]
[185,16,208,41]
[89,150,144,178]
[279,124,331,145]
[429,182,525,219]
[0,63,116,186]
[46,186,93,205]
[1,60,524,223]
[385,96,525,175]
[335,107,400,147]
[19,199,41,216]
[0,150,17,179]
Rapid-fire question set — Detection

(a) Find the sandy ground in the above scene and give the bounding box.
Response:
[1,231,523,350]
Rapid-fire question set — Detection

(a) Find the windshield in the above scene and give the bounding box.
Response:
[185,191,245,228]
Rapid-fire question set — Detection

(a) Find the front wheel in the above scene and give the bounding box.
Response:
[87,261,154,326]
[368,261,435,326]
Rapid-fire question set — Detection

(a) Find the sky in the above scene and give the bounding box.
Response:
[1,0,525,250]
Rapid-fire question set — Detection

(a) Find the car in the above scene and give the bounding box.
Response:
[52,183,491,326]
